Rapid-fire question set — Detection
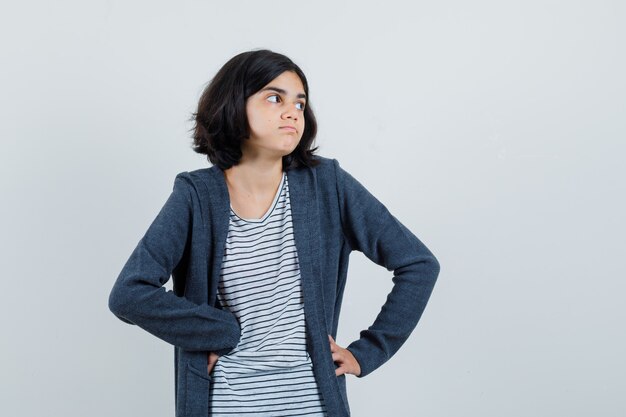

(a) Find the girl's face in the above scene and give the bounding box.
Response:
[243,71,306,160]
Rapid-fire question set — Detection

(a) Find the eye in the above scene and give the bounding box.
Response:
[267,94,306,111]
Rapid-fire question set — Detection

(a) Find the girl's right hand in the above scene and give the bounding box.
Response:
[207,351,220,375]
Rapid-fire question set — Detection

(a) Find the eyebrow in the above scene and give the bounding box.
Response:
[259,86,307,101]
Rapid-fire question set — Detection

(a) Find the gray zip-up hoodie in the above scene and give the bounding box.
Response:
[108,155,440,416]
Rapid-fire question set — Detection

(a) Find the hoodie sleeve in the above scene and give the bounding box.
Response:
[332,158,441,378]
[108,173,241,355]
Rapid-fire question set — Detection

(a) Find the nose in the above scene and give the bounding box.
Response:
[282,103,300,121]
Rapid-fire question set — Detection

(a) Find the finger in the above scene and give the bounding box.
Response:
[335,365,344,377]
[329,335,343,350]
[328,339,337,352]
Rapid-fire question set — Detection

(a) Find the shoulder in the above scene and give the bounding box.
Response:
[281,154,347,190]
[310,154,357,185]
[171,156,349,189]
[282,154,362,189]
[183,167,211,184]
[309,154,334,172]
[306,154,346,179]
[163,167,222,205]
[173,166,219,189]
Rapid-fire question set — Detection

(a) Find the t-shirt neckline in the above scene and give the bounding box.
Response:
[230,172,286,223]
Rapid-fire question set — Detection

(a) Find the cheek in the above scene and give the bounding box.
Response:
[247,112,266,130]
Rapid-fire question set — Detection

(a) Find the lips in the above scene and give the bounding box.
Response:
[279,126,297,132]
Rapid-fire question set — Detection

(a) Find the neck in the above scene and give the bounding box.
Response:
[223,154,284,196]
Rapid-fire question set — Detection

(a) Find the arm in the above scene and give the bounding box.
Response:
[108,173,241,355]
[333,159,441,378]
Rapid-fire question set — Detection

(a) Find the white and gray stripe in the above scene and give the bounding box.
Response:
[208,171,327,416]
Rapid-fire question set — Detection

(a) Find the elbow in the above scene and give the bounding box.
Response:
[108,284,129,318]
[427,254,441,288]
[429,255,441,279]
[108,287,137,325]
[418,253,440,288]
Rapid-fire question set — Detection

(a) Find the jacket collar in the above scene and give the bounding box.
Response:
[196,164,326,320]
[200,163,313,235]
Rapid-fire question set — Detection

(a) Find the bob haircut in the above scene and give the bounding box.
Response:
[189,49,320,171]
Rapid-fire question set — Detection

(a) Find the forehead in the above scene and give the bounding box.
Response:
[256,71,306,99]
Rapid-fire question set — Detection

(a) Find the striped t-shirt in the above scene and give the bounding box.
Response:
[208,171,327,416]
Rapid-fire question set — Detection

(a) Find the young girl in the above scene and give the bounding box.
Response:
[109,49,440,417]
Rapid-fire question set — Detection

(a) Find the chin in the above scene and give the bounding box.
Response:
[281,147,298,156]
[281,137,301,151]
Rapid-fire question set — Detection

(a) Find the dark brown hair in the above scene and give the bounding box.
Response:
[189,49,320,171]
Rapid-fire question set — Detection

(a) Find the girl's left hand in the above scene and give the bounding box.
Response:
[328,334,361,377]
[207,351,220,375]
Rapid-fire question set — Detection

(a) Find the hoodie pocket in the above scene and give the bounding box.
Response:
[186,361,212,381]
[185,362,211,416]
[336,373,351,415]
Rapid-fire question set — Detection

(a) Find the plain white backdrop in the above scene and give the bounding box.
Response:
[1,1,624,416]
